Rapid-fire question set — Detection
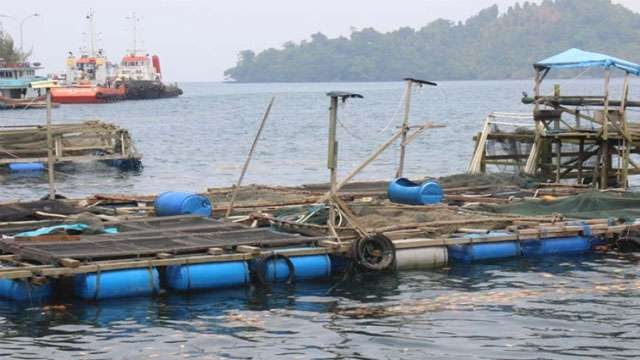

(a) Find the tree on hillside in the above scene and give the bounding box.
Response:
[0,30,23,63]
[224,0,640,82]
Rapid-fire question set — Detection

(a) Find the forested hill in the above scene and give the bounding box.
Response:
[224,0,640,82]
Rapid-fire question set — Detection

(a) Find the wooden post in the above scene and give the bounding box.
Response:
[620,73,630,188]
[327,95,339,232]
[600,69,611,189]
[396,80,413,178]
[553,84,560,130]
[555,139,561,183]
[46,88,55,200]
[225,97,275,219]
[577,138,584,184]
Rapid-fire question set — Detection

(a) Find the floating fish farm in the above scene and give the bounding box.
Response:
[1,52,640,306]
[0,182,637,305]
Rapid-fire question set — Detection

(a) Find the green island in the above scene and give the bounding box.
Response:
[225,0,640,82]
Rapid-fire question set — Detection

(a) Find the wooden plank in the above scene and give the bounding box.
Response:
[236,245,261,254]
[33,245,348,277]
[207,247,223,255]
[60,258,80,268]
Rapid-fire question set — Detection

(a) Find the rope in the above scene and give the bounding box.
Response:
[147,263,157,294]
[376,87,407,135]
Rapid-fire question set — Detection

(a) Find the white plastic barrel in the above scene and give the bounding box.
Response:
[395,247,448,270]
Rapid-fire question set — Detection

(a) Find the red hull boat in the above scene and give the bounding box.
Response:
[51,83,125,104]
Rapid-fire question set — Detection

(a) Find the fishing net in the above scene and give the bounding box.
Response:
[0,200,82,222]
[437,173,541,191]
[484,191,640,220]
[485,124,534,173]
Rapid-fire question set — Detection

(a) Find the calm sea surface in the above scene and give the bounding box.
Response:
[0,80,639,359]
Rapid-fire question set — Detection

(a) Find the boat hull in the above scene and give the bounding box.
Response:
[123,80,182,100]
[51,85,125,104]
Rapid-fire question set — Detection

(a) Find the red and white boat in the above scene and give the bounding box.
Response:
[51,11,125,104]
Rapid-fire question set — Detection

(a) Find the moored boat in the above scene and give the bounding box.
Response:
[51,11,125,104]
[0,61,52,109]
[115,13,182,100]
[116,53,182,100]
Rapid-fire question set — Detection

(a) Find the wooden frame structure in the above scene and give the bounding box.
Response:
[469,49,640,188]
[0,121,141,166]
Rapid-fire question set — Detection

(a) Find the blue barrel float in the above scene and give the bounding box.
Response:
[521,236,592,256]
[449,231,521,262]
[388,178,444,205]
[154,191,213,217]
[254,252,332,283]
[165,261,250,291]
[74,268,160,300]
[8,162,45,172]
[0,278,53,303]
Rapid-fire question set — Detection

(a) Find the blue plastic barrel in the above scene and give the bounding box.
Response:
[8,162,45,172]
[261,254,331,283]
[388,178,443,205]
[449,231,521,262]
[154,192,213,217]
[0,279,53,302]
[74,268,160,300]
[165,261,249,291]
[521,236,592,257]
[449,242,521,262]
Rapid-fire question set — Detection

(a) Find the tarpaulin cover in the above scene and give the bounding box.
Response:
[15,224,118,237]
[535,48,640,75]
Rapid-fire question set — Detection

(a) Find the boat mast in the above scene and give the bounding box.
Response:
[126,12,141,54]
[86,9,96,56]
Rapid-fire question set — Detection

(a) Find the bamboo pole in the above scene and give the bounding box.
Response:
[46,88,55,200]
[317,123,441,204]
[525,69,545,175]
[468,115,491,174]
[396,80,413,178]
[224,97,275,219]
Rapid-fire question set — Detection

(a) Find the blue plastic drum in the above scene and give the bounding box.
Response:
[388,178,443,205]
[8,162,45,172]
[154,191,213,217]
[0,278,53,302]
[74,268,160,300]
[259,254,332,283]
[521,236,592,256]
[165,261,250,291]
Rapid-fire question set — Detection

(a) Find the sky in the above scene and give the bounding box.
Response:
[0,0,638,82]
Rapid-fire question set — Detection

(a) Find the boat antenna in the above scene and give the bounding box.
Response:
[125,12,142,54]
[86,9,96,56]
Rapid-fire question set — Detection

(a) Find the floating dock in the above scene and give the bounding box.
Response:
[0,120,141,171]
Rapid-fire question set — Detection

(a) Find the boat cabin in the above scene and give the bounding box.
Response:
[116,54,162,82]
[0,59,46,99]
[64,53,114,86]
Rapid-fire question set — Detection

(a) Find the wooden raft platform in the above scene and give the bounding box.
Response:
[0,215,339,279]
